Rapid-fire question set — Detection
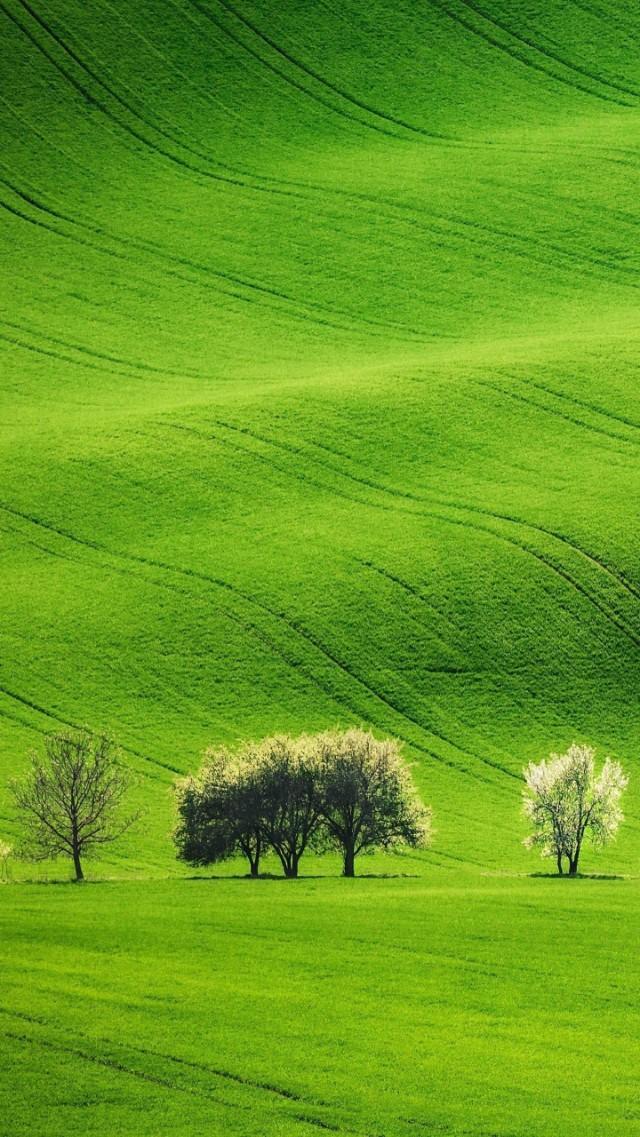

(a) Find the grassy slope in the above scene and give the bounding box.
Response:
[2,875,639,1137]
[2,0,640,873]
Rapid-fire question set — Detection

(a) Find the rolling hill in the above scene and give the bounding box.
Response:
[1,0,639,875]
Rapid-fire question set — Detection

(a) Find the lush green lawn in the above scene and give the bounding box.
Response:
[2,873,638,1137]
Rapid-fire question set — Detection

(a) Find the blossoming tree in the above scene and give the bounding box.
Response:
[523,744,627,876]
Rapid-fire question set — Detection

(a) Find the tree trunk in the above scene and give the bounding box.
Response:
[556,851,564,876]
[274,845,300,877]
[280,849,300,878]
[249,855,260,878]
[343,845,356,877]
[72,847,84,882]
[568,854,580,876]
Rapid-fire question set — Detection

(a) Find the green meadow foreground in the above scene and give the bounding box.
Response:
[3,873,639,1137]
[2,0,640,1133]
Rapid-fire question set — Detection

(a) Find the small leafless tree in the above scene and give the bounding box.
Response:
[11,730,138,881]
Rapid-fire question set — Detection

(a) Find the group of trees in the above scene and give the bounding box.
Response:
[3,730,629,882]
[174,729,432,878]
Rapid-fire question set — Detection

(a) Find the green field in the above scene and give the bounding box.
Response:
[3,875,639,1137]
[2,0,639,1132]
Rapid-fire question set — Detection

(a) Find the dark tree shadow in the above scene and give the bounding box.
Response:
[528,872,626,881]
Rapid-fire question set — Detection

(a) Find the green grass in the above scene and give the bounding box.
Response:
[1,2,640,873]
[3,874,639,1137]
[2,1,640,1132]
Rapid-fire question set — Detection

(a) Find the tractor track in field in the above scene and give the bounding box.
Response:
[128,409,640,667]
[95,0,289,154]
[176,414,640,636]
[0,316,221,384]
[4,1027,348,1131]
[168,419,640,655]
[5,3,637,231]
[211,0,450,141]
[354,559,472,665]
[519,377,640,436]
[6,154,640,317]
[160,415,640,727]
[256,183,640,300]
[4,93,638,309]
[2,1027,233,1101]
[572,0,640,41]
[0,0,228,185]
[0,85,299,199]
[1,0,325,196]
[0,701,39,732]
[0,324,174,384]
[427,0,636,107]
[5,0,437,187]
[354,557,598,758]
[4,0,304,187]
[475,377,640,450]
[14,0,286,180]
[169,430,527,776]
[0,498,514,785]
[185,0,408,146]
[457,0,640,99]
[0,1007,380,1136]
[0,679,179,777]
[0,175,440,346]
[0,518,366,770]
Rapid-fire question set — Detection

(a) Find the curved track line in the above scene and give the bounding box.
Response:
[185,0,408,144]
[427,0,634,106]
[0,173,435,344]
[0,499,507,783]
[200,415,640,610]
[0,681,176,775]
[477,377,639,448]
[523,376,640,435]
[1,0,301,193]
[187,417,640,649]
[212,0,451,139]
[459,0,640,99]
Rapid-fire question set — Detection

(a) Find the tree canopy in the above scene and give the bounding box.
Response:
[523,744,627,876]
[174,729,431,877]
[316,728,432,876]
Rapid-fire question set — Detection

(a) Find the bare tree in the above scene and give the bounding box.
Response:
[315,728,432,876]
[523,743,627,876]
[175,746,264,877]
[257,735,323,878]
[11,730,137,881]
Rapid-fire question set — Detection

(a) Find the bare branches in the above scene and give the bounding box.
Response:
[11,730,139,881]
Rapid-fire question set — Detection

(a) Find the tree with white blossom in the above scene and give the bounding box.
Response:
[523,744,627,876]
[0,840,12,882]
